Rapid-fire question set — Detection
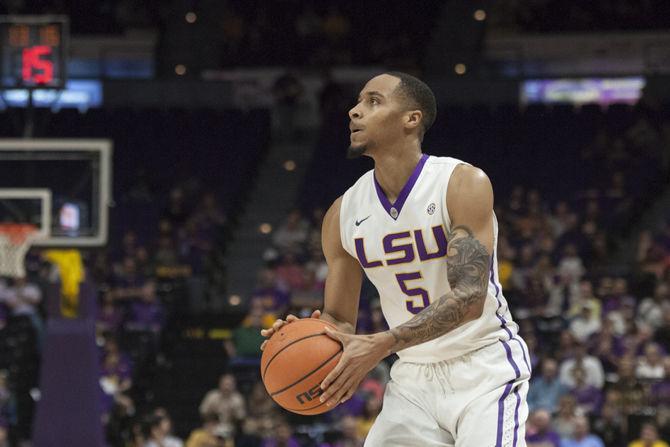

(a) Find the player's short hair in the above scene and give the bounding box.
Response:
[386,71,437,138]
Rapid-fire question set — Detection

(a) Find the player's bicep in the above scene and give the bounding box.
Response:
[447,165,494,254]
[445,166,494,316]
[321,197,363,332]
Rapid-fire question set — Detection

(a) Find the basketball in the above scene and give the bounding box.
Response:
[261,318,343,415]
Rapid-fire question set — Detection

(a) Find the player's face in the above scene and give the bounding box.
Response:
[347,74,405,158]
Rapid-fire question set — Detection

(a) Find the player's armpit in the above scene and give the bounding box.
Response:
[384,165,494,353]
[320,196,364,334]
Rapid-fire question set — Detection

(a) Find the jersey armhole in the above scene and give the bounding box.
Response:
[441,160,470,231]
[338,192,354,258]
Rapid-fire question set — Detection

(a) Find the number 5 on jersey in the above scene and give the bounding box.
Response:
[395,272,430,314]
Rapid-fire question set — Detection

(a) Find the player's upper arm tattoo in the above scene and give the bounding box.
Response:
[388,225,490,352]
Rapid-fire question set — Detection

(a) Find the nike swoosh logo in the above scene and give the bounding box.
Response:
[355,215,371,226]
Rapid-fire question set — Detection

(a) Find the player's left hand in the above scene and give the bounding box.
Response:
[319,329,393,407]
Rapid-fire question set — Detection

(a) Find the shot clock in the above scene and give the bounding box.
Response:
[0,16,68,89]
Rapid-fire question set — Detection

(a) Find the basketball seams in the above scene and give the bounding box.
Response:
[269,349,342,397]
[261,332,331,380]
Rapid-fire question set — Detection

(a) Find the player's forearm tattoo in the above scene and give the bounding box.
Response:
[388,225,490,352]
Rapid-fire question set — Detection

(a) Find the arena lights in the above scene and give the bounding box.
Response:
[185,12,197,24]
[259,223,272,234]
[474,9,486,21]
[174,64,186,75]
[283,160,296,171]
[454,63,467,75]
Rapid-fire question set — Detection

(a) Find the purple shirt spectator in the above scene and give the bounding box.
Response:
[651,380,670,406]
[129,299,163,331]
[570,384,603,415]
[96,300,124,333]
[252,287,290,311]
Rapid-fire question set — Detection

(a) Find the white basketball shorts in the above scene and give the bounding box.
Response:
[364,337,531,447]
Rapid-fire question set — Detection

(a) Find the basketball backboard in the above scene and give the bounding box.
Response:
[0,139,111,246]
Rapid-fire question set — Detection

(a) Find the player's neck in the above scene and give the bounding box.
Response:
[372,149,423,203]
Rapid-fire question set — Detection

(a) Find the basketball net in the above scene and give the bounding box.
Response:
[0,223,40,278]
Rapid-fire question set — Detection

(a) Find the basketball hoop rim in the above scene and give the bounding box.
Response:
[0,223,41,245]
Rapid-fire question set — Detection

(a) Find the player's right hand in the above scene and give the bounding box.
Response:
[260,310,321,351]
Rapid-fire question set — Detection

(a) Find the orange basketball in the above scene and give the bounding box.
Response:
[261,318,342,415]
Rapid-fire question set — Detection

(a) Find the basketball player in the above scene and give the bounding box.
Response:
[261,72,531,446]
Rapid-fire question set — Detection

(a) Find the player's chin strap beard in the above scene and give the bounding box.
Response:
[346,144,367,159]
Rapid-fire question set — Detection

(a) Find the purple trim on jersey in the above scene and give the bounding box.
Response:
[512,338,532,375]
[489,256,501,298]
[373,153,429,220]
[490,258,514,339]
[501,339,521,378]
[489,257,533,375]
[496,340,523,447]
[496,381,514,447]
[512,385,521,447]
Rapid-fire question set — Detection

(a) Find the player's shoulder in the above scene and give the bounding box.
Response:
[450,163,491,190]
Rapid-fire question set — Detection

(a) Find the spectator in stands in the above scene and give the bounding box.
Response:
[154,235,183,271]
[251,269,290,318]
[554,395,580,440]
[356,397,381,440]
[650,358,670,407]
[185,413,228,447]
[304,246,328,292]
[191,192,227,233]
[105,394,137,447]
[569,366,603,415]
[153,408,183,447]
[224,306,265,362]
[274,253,307,291]
[96,290,124,334]
[611,357,647,415]
[528,357,567,413]
[526,409,561,447]
[636,342,666,380]
[100,348,133,415]
[115,230,140,263]
[163,187,190,227]
[199,374,246,434]
[127,280,164,333]
[560,415,604,447]
[0,276,43,348]
[590,318,625,374]
[559,342,605,389]
[628,422,669,447]
[261,420,300,447]
[603,278,635,323]
[569,280,602,321]
[569,303,601,343]
[591,404,625,447]
[113,257,147,300]
[638,282,670,331]
[656,307,670,350]
[245,381,277,423]
[321,415,364,447]
[272,209,309,255]
[144,413,183,447]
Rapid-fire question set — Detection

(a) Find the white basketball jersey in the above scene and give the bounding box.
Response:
[340,155,519,363]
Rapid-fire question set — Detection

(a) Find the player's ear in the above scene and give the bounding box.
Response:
[405,110,423,131]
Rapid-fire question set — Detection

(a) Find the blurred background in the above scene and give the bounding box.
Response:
[0,1,669,446]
